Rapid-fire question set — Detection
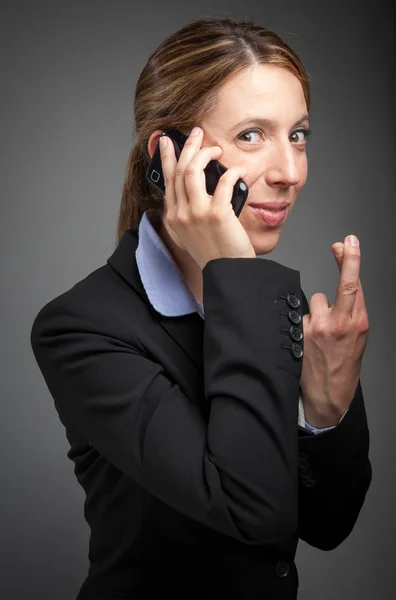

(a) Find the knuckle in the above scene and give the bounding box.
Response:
[209,208,222,223]
[312,320,328,336]
[175,212,189,225]
[184,165,196,178]
[175,165,185,178]
[340,280,359,294]
[357,314,370,332]
[163,173,174,187]
[190,208,206,221]
[166,209,177,224]
[331,317,349,339]
[186,136,197,146]
[332,326,347,340]
[312,318,348,340]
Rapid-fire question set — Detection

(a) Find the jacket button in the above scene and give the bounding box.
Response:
[287,293,301,309]
[288,310,301,325]
[298,453,310,469]
[289,325,303,342]
[300,469,316,487]
[291,342,303,359]
[274,560,290,578]
[303,477,317,488]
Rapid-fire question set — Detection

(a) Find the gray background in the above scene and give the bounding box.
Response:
[2,0,395,598]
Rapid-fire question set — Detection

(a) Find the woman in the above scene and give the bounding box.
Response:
[30,17,372,599]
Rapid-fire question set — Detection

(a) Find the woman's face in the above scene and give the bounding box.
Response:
[200,64,309,256]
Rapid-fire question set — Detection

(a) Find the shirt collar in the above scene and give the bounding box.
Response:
[135,209,204,318]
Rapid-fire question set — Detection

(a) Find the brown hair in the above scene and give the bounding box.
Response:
[117,16,311,244]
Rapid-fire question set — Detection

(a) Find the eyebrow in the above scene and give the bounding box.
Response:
[230,114,310,131]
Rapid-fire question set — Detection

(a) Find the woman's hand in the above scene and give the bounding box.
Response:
[300,235,370,428]
[159,127,256,270]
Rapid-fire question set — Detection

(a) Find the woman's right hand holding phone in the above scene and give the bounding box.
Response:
[159,126,256,270]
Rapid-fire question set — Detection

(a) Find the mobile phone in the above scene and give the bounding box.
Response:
[146,128,249,217]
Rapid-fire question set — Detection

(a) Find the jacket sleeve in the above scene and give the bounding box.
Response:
[297,289,372,550]
[30,257,304,547]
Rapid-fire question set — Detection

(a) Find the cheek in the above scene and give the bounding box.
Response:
[215,147,308,191]
[237,206,254,232]
[243,154,308,187]
[238,159,265,191]
[299,155,308,184]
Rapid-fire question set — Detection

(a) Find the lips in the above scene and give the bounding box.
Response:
[249,202,290,211]
[249,203,289,226]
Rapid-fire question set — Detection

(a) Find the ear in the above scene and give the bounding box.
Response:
[147,130,164,158]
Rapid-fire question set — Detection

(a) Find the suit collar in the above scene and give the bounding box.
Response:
[106,228,149,304]
[106,229,204,372]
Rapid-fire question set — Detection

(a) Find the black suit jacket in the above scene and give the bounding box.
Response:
[30,228,372,599]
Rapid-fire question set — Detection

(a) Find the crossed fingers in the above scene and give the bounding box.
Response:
[332,235,367,321]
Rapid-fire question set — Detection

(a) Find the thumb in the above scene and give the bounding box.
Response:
[332,242,344,272]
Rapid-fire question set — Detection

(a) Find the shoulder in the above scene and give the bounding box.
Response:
[30,262,143,352]
[32,263,111,319]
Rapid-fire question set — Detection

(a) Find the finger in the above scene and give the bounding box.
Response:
[353,278,367,320]
[332,243,345,280]
[182,145,224,210]
[332,242,366,318]
[332,235,361,319]
[173,127,205,206]
[159,135,177,209]
[212,165,248,212]
[177,126,203,170]
[309,292,329,314]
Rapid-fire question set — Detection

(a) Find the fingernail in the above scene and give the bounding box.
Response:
[190,126,201,136]
[159,136,168,148]
[347,235,359,246]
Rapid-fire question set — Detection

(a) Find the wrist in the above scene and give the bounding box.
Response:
[303,402,345,428]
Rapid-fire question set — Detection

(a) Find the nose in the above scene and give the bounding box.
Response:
[264,140,301,188]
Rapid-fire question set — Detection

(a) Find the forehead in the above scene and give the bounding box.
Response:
[209,64,307,123]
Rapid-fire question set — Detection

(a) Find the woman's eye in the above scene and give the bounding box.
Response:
[237,129,263,143]
[237,127,312,144]
[291,128,311,144]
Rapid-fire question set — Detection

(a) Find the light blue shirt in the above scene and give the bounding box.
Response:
[135,208,342,434]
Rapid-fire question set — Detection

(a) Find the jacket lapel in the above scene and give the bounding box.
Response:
[107,229,314,434]
[106,228,204,372]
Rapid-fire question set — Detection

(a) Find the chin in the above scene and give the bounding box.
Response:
[250,229,282,256]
